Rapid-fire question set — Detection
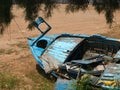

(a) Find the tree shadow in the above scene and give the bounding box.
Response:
[65,0,120,28]
[16,0,58,29]
[0,0,58,31]
[0,0,13,33]
[1,0,120,34]
[93,0,120,28]
[65,0,89,13]
[44,0,59,18]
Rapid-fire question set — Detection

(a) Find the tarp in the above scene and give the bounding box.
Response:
[55,78,76,90]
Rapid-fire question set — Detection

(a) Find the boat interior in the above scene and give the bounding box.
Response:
[65,36,120,63]
[36,35,120,79]
[58,36,120,79]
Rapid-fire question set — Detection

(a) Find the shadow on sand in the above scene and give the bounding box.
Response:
[36,64,57,82]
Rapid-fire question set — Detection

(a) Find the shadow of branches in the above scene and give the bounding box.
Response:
[93,0,120,27]
[65,0,120,27]
[65,0,89,13]
[16,0,58,29]
[0,0,58,31]
[44,0,59,18]
[0,0,13,34]
[0,0,120,34]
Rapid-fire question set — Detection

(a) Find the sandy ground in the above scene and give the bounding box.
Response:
[0,5,120,49]
[0,4,120,89]
[1,5,120,46]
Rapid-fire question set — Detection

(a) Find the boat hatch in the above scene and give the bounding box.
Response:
[40,37,84,73]
[31,17,51,46]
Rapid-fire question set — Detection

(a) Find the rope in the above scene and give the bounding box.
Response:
[13,18,27,55]
[13,18,26,39]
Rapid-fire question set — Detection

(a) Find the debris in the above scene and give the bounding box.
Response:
[28,17,120,90]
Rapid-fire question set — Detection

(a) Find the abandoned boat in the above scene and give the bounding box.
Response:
[28,17,120,90]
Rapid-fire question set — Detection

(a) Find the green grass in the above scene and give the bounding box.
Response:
[25,67,55,90]
[0,73,19,90]
[76,75,93,90]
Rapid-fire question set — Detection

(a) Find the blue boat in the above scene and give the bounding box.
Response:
[28,17,120,90]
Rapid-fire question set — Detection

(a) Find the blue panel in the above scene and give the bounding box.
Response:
[55,78,76,90]
[28,39,44,68]
[41,37,84,63]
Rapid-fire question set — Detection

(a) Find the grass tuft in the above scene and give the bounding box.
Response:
[0,73,19,90]
[25,66,55,90]
[76,75,92,90]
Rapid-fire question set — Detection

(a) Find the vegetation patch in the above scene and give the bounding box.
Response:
[76,75,92,90]
[25,67,55,90]
[0,72,19,90]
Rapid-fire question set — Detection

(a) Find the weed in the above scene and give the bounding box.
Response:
[0,72,19,90]
[76,75,92,90]
[25,69,55,90]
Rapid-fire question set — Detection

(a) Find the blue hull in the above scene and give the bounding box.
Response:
[28,17,120,90]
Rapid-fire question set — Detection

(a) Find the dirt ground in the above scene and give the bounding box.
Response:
[1,5,120,48]
[0,5,120,90]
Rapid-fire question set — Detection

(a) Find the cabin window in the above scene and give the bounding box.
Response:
[37,40,47,49]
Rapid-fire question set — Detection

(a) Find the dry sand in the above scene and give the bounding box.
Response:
[1,4,120,67]
[0,5,116,48]
[1,5,120,44]
[0,5,120,88]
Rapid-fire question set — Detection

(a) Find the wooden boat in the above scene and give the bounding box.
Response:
[28,17,120,90]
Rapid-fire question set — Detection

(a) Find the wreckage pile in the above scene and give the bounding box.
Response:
[28,17,120,90]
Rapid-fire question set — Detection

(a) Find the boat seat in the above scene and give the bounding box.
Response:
[59,65,104,79]
[59,59,104,79]
[71,59,103,65]
[113,50,120,63]
[113,50,120,59]
[71,59,104,70]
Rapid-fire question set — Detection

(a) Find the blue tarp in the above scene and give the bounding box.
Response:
[55,78,76,90]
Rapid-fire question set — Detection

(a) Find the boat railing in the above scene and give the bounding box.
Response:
[31,17,51,46]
